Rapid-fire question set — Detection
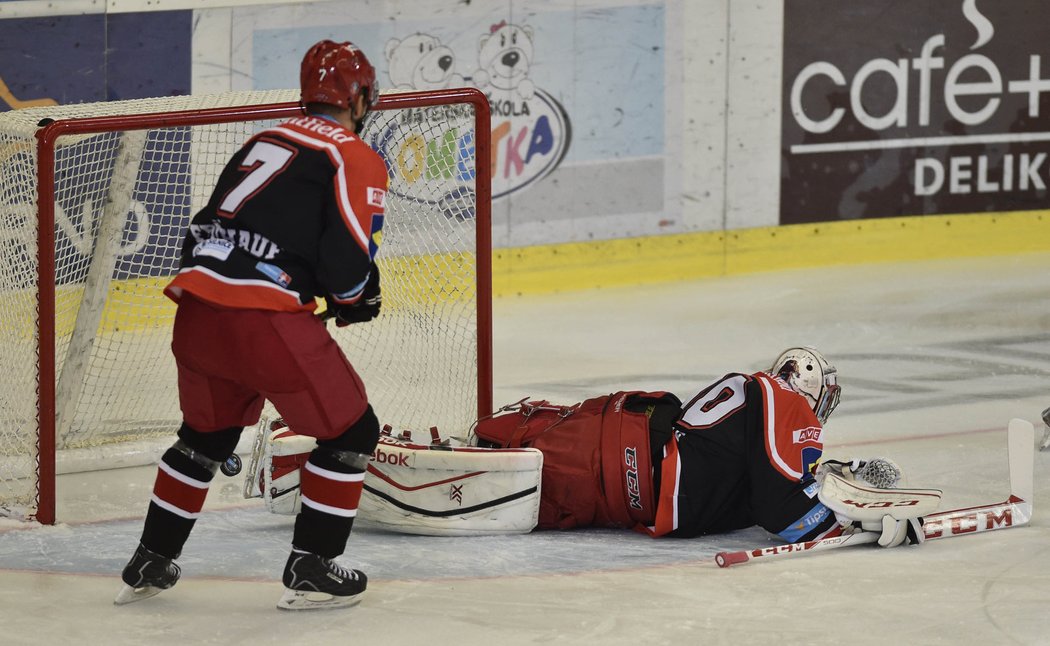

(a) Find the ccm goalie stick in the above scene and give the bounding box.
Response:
[715,418,1035,568]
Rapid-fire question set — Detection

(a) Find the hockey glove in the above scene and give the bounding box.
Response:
[325,263,381,326]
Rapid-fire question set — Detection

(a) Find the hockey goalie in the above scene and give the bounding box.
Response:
[244,346,937,546]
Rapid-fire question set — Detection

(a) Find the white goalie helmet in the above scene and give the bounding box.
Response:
[771,346,841,424]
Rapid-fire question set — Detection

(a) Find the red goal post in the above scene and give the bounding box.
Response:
[0,88,491,524]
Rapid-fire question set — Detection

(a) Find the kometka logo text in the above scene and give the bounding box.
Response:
[780,0,1050,223]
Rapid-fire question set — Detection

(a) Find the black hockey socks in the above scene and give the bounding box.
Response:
[139,428,236,559]
[291,447,367,558]
[291,407,379,558]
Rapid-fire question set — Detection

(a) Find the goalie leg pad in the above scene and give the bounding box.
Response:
[260,429,316,515]
[255,427,543,535]
[359,438,543,536]
[257,408,379,515]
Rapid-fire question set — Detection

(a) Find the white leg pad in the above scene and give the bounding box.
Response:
[261,429,316,515]
[360,437,542,536]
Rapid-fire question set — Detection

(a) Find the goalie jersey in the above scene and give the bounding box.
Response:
[644,371,841,543]
[473,372,842,543]
[165,114,389,312]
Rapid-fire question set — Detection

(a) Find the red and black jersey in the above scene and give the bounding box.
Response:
[642,372,840,543]
[165,114,388,312]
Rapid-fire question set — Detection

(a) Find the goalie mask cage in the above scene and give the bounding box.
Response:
[0,88,492,524]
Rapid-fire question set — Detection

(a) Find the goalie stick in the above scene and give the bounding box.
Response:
[715,418,1035,568]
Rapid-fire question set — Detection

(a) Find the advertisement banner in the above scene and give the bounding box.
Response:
[0,11,194,284]
[230,0,667,246]
[0,12,190,110]
[781,0,1050,223]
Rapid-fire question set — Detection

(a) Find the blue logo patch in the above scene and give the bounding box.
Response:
[780,503,832,543]
[255,261,291,288]
[801,447,823,477]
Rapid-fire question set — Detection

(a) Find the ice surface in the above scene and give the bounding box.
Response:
[2,253,1048,645]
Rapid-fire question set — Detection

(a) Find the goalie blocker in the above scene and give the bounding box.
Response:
[245,422,543,536]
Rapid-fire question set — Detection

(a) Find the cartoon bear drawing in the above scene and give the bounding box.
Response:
[384,33,465,91]
[472,21,535,100]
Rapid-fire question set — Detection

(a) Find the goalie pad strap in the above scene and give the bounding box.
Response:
[818,472,942,522]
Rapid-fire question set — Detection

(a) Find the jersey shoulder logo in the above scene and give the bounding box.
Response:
[792,426,823,444]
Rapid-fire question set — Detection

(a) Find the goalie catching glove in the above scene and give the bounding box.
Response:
[324,261,381,326]
[815,456,903,489]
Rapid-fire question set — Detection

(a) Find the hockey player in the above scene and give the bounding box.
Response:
[471,346,926,547]
[115,40,388,610]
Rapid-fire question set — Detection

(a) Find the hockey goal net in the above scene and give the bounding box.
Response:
[0,88,491,523]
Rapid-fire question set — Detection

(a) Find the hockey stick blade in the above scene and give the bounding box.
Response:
[716,418,1035,568]
[1009,418,1035,506]
[923,418,1035,539]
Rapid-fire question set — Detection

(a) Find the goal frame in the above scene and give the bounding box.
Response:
[31,87,493,524]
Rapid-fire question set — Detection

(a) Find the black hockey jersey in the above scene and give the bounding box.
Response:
[642,372,841,543]
[165,114,388,312]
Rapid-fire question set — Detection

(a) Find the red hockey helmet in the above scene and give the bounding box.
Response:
[300,40,378,111]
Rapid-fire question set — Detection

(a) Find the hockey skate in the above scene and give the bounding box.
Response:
[114,544,181,606]
[277,549,367,610]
